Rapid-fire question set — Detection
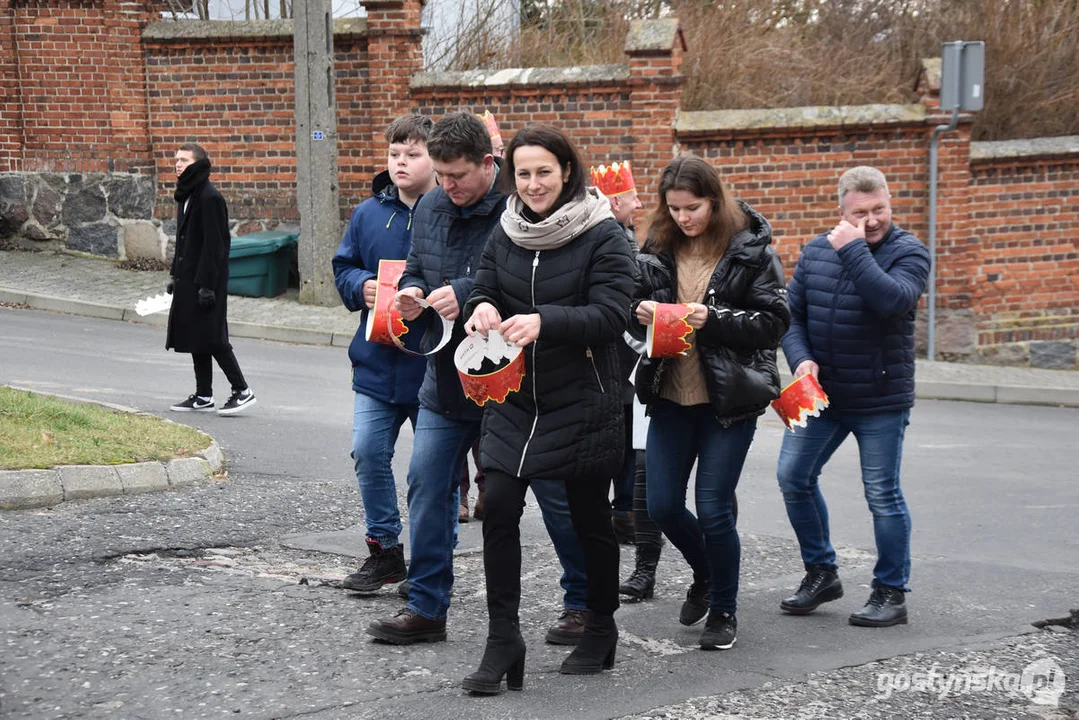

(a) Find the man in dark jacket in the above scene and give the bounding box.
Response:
[332,115,436,594]
[366,113,591,646]
[776,166,930,628]
[166,143,255,416]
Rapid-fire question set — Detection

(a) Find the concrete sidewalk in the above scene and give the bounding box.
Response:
[3,248,1079,407]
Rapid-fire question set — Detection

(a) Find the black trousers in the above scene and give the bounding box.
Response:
[192,349,247,397]
[482,467,620,622]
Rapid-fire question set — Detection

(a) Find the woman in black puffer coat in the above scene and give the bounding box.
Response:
[460,125,635,693]
[633,155,790,652]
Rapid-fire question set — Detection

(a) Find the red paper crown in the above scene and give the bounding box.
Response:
[476,110,503,146]
[590,161,636,197]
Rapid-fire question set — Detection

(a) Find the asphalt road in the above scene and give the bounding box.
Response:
[1,307,1076,720]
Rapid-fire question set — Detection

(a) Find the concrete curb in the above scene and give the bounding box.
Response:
[4,286,1078,408]
[0,440,224,511]
[915,381,1079,408]
[0,385,226,510]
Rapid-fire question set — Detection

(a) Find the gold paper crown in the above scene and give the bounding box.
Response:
[475,110,503,145]
[590,161,636,197]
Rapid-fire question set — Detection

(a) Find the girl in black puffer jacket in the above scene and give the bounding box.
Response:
[633,155,790,651]
[461,125,636,693]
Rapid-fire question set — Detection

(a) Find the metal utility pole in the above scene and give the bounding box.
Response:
[928,41,984,359]
[294,0,341,306]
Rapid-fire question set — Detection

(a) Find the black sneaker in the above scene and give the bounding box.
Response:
[679,580,710,626]
[341,539,407,593]
[170,394,214,412]
[700,610,737,650]
[218,388,256,415]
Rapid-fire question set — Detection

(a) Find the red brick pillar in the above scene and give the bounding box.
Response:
[0,0,22,171]
[625,19,685,209]
[354,0,424,189]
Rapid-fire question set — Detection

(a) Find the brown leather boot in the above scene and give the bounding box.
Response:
[544,609,586,645]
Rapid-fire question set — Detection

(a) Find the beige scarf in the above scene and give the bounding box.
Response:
[501,188,614,250]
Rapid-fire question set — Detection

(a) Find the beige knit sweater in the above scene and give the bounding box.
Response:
[659,242,720,407]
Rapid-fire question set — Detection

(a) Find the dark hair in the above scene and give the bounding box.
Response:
[385,114,434,145]
[179,143,208,162]
[500,124,587,209]
[649,155,745,256]
[427,111,492,164]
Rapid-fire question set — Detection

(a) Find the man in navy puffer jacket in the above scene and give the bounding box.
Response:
[776,166,930,628]
[332,115,435,595]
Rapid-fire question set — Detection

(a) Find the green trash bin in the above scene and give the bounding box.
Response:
[227,230,299,298]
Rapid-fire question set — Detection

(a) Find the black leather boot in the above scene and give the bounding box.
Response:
[620,451,663,602]
[559,613,617,675]
[849,585,908,627]
[780,565,844,615]
[619,540,661,601]
[462,618,526,694]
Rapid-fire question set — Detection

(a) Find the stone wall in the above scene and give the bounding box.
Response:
[0,172,162,260]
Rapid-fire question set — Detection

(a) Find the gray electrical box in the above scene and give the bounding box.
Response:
[940,41,985,112]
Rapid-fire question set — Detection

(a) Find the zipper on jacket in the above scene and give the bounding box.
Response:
[586,348,606,394]
[517,250,542,477]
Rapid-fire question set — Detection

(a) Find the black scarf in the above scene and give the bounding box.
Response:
[174,158,212,204]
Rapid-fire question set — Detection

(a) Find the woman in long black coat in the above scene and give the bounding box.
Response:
[166,143,255,415]
[460,125,636,693]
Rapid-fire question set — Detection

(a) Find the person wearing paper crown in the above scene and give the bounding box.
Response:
[477,109,505,157]
[331,115,436,596]
[632,155,790,651]
[775,166,929,628]
[591,161,643,546]
[460,124,636,692]
[367,112,596,653]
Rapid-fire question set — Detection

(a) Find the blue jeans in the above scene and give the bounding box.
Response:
[646,400,756,615]
[404,408,588,620]
[776,407,912,590]
[352,392,417,549]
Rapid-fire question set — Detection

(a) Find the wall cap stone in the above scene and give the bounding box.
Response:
[676,104,927,135]
[142,18,366,42]
[970,135,1079,162]
[411,64,629,90]
[625,18,685,54]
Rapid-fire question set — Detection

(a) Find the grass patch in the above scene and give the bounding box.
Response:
[0,387,211,470]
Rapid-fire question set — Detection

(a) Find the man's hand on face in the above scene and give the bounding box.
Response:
[426,285,460,321]
[827,217,866,251]
[395,287,425,321]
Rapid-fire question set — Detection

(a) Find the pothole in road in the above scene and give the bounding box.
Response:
[117,546,355,587]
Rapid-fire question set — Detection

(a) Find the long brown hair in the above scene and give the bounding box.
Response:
[648,155,745,256]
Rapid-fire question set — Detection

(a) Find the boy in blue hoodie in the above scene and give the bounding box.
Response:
[332,115,437,592]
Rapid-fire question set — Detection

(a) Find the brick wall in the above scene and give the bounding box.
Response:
[3,0,153,174]
[965,145,1079,365]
